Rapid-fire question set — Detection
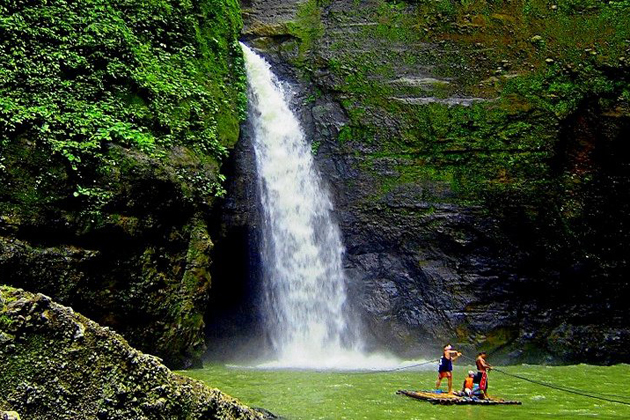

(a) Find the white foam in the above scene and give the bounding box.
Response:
[225,352,435,372]
[242,43,362,365]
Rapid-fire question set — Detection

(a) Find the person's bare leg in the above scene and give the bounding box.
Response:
[435,376,442,389]
[447,375,453,394]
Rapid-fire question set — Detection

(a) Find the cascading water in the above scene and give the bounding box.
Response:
[240,43,426,370]
[241,43,361,368]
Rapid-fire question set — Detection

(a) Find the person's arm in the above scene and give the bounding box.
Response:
[450,350,462,361]
[481,358,492,370]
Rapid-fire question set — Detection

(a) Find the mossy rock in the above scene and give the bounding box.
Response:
[240,0,630,362]
[0,286,267,420]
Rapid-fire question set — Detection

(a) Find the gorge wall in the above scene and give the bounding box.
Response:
[0,0,246,369]
[1,0,629,370]
[225,0,630,363]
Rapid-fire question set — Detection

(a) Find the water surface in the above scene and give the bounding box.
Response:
[183,364,630,419]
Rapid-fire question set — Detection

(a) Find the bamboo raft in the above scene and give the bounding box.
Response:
[397,390,522,406]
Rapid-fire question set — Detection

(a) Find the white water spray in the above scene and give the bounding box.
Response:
[241,43,352,366]
[242,44,404,369]
[241,43,425,370]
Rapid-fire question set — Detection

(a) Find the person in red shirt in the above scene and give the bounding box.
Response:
[462,370,475,396]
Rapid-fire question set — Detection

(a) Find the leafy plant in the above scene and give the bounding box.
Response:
[0,0,245,209]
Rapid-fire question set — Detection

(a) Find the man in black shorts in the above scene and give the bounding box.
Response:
[435,344,461,394]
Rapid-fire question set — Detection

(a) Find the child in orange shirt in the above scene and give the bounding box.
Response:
[462,371,475,396]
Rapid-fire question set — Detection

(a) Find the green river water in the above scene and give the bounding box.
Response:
[182,363,630,419]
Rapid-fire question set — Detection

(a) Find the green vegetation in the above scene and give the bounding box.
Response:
[287,0,327,61]
[0,0,247,369]
[0,0,245,208]
[287,0,630,268]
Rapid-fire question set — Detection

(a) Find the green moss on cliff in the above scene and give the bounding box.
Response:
[0,0,245,203]
[278,0,630,356]
[0,1,247,368]
[292,0,629,250]
[287,0,327,61]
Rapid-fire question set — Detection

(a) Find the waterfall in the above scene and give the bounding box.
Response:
[241,44,364,368]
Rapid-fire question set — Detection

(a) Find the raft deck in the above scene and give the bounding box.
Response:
[397,390,522,406]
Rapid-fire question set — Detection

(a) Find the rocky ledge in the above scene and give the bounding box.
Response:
[0,286,265,420]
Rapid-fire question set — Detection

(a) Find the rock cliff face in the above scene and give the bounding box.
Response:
[1,0,628,367]
[0,286,265,420]
[228,0,630,363]
[0,0,245,368]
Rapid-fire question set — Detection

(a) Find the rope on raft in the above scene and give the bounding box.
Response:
[348,359,440,375]
[491,367,630,406]
[457,353,630,406]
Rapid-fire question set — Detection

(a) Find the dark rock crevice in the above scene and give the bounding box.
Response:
[204,125,269,362]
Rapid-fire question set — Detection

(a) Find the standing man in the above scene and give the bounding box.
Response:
[435,344,461,394]
[475,351,492,398]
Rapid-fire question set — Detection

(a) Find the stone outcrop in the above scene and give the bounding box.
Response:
[0,286,266,420]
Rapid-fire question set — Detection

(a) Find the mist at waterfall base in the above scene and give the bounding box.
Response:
[237,43,409,371]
